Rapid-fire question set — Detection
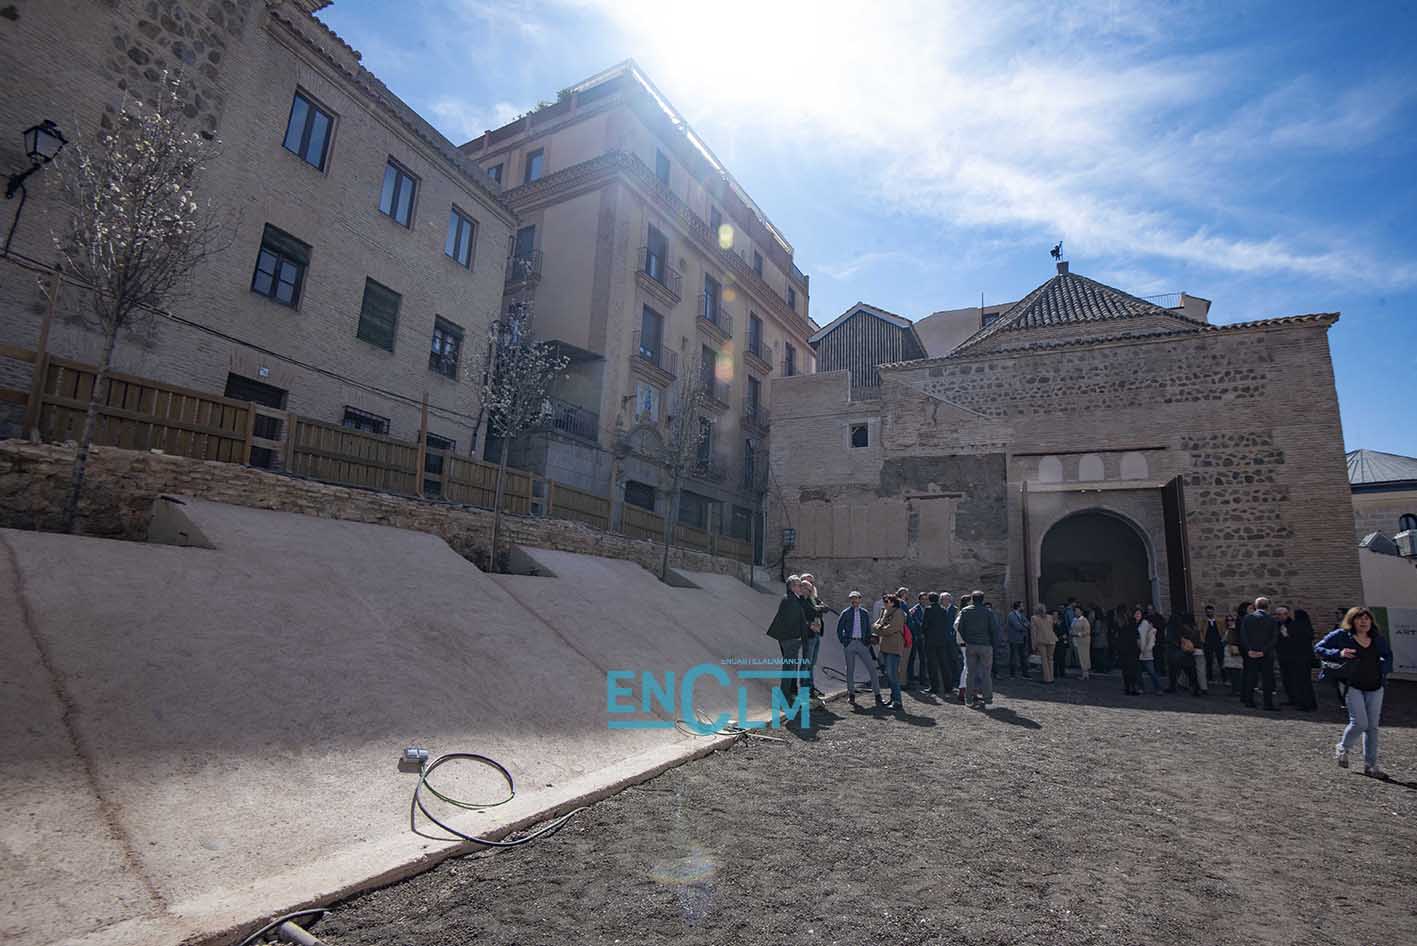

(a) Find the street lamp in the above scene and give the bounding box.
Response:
[7,120,66,199]
[4,119,66,256]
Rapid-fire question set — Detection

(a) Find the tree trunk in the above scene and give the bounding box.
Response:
[61,323,120,533]
[658,474,680,581]
[488,442,511,572]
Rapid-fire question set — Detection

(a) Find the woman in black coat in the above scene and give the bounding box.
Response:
[1116,608,1142,695]
[1277,608,1318,711]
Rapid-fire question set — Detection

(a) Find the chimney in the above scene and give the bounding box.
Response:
[1056,260,1069,275]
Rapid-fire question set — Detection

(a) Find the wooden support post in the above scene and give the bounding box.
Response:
[283,411,297,472]
[415,392,429,498]
[21,274,61,439]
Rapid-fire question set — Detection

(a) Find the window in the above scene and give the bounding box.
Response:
[282,90,333,170]
[709,206,722,239]
[783,343,796,377]
[655,149,670,185]
[513,224,536,261]
[748,313,763,357]
[486,163,503,184]
[753,250,763,277]
[523,148,544,183]
[703,274,721,324]
[696,416,712,464]
[424,432,455,497]
[356,278,400,351]
[678,491,709,528]
[1401,514,1417,533]
[342,406,389,435]
[379,159,417,227]
[444,207,477,268]
[743,441,757,490]
[624,480,656,511]
[635,381,660,421]
[787,286,797,311]
[250,224,309,307]
[639,305,663,363]
[645,224,668,283]
[746,375,762,420]
[850,423,869,448]
[700,345,717,391]
[429,317,463,378]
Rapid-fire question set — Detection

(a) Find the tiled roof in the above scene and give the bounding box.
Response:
[951,269,1207,354]
[1347,449,1417,486]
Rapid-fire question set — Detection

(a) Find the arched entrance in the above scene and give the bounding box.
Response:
[1038,510,1154,610]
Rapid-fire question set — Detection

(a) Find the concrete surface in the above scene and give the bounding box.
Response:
[0,498,812,946]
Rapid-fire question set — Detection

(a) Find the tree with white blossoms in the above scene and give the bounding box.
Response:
[54,73,231,532]
[468,295,569,570]
[656,345,711,581]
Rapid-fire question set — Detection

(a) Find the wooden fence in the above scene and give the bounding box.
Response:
[0,344,753,563]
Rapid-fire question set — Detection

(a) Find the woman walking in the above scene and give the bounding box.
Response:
[1031,604,1056,683]
[1116,607,1142,695]
[873,593,908,711]
[1315,607,1392,778]
[1137,607,1161,692]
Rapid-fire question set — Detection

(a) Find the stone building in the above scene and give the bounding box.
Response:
[459,61,816,557]
[1348,448,1417,545]
[771,261,1361,620]
[0,0,515,453]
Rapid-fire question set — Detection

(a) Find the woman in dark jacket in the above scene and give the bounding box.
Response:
[1277,608,1317,711]
[1315,607,1393,778]
[1116,608,1142,695]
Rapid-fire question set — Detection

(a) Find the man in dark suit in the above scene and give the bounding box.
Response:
[1240,596,1280,710]
[767,575,809,702]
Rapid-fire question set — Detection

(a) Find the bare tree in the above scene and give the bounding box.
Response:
[657,343,711,580]
[53,73,232,532]
[466,295,568,571]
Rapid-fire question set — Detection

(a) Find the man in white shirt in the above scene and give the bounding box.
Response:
[836,591,883,707]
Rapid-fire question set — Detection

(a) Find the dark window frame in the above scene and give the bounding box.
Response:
[445,206,477,268]
[423,432,456,497]
[523,148,544,184]
[342,406,390,435]
[753,250,763,277]
[787,285,797,311]
[709,206,722,238]
[429,316,463,379]
[487,163,503,184]
[249,224,310,308]
[696,416,713,464]
[624,480,656,511]
[748,313,763,357]
[356,278,401,352]
[646,224,668,283]
[282,89,335,171]
[639,305,664,361]
[654,149,670,185]
[783,342,797,377]
[378,158,419,227]
[850,423,869,448]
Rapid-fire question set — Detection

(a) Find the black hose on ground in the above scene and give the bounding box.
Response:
[413,751,587,847]
[234,909,327,946]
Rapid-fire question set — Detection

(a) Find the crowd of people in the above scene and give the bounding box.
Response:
[766,575,1395,778]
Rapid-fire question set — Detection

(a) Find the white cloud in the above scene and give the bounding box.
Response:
[427,99,527,143]
[816,250,936,281]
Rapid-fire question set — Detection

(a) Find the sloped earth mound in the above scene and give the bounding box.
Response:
[318,676,1417,946]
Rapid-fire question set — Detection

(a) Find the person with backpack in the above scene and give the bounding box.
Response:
[1315,607,1393,778]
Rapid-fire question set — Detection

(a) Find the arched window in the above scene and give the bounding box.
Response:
[1120,451,1149,480]
[1038,456,1063,483]
[1078,453,1105,481]
[1400,513,1417,533]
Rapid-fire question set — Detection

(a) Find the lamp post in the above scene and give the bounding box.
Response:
[4,119,67,255]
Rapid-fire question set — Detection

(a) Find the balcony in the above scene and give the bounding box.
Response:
[742,403,770,433]
[699,377,730,412]
[505,250,543,286]
[690,453,728,484]
[631,329,678,385]
[549,397,599,443]
[697,293,733,343]
[744,339,774,374]
[637,246,682,306]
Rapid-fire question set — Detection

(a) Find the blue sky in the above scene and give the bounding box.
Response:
[320,0,1415,455]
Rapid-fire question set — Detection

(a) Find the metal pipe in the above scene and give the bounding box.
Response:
[276,920,327,946]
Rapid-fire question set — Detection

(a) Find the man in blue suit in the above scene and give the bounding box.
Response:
[836,591,884,706]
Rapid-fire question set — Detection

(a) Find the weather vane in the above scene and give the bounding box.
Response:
[1050,241,1063,261]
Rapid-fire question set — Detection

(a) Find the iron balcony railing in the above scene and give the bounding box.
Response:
[637,245,682,300]
[746,338,774,366]
[697,293,734,337]
[700,377,730,406]
[548,397,599,442]
[505,250,543,284]
[631,329,678,377]
[743,403,770,431]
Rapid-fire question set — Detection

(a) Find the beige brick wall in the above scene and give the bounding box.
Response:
[0,1,515,449]
[1353,489,1417,541]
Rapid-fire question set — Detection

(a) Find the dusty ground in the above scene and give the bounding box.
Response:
[315,672,1417,946]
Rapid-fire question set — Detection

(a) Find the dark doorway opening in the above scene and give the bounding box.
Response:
[224,373,286,468]
[1039,511,1151,612]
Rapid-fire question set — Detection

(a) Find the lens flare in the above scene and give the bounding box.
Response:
[717,223,733,250]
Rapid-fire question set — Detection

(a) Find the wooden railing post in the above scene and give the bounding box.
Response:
[415,392,429,498]
[241,404,256,465]
[283,412,297,471]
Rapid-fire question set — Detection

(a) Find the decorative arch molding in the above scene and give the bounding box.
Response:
[1078,453,1105,481]
[1033,505,1161,610]
[1038,455,1064,483]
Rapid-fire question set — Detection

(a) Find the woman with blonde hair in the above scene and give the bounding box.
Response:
[1315,607,1393,778]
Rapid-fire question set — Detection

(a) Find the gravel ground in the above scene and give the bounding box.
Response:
[316,673,1417,946]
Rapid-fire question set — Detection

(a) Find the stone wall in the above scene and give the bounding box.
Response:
[1353,488,1417,542]
[0,441,750,581]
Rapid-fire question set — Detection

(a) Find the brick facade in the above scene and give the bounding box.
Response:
[0,0,514,450]
[770,310,1362,619]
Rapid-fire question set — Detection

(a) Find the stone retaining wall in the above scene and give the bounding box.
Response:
[0,441,749,581]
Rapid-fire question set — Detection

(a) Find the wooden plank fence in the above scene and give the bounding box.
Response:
[0,344,755,563]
